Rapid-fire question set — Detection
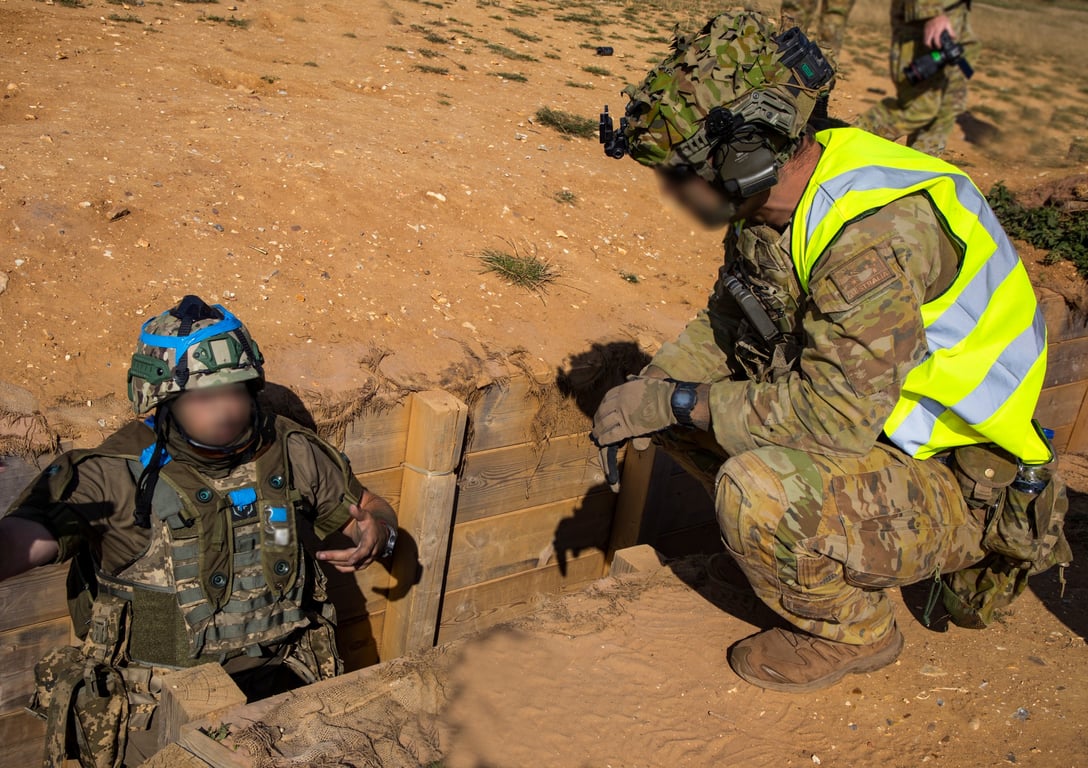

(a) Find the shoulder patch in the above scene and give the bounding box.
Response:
[829,247,896,305]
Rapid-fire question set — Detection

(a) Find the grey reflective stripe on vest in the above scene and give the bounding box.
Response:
[803,165,1046,455]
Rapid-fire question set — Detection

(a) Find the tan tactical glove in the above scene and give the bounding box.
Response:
[591,377,677,492]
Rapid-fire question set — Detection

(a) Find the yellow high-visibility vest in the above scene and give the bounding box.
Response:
[791,128,1051,463]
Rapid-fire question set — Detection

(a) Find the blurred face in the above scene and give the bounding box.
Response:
[656,169,768,228]
[171,384,252,447]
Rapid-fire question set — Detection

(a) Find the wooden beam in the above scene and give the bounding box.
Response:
[1044,336,1088,388]
[0,710,47,768]
[157,663,247,751]
[607,443,672,560]
[609,544,665,577]
[381,390,468,659]
[141,743,213,768]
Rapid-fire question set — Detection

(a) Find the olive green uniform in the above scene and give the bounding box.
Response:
[648,193,992,644]
[853,0,979,157]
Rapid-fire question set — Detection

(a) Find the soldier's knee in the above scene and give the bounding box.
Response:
[715,448,792,557]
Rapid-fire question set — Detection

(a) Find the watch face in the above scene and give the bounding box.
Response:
[672,387,697,411]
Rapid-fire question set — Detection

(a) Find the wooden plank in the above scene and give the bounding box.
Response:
[0,564,69,633]
[456,433,613,523]
[445,491,614,592]
[608,444,672,559]
[336,611,385,672]
[354,466,403,510]
[466,376,538,453]
[609,544,665,577]
[1043,336,1088,389]
[175,727,254,768]
[382,391,468,659]
[0,617,71,715]
[0,709,47,768]
[158,664,247,751]
[342,404,411,473]
[1068,378,1088,455]
[437,551,606,644]
[1035,380,1087,437]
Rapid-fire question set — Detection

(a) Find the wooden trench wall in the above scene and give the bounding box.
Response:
[2,288,1088,762]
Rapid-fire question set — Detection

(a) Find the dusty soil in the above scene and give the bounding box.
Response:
[1,0,1087,445]
[2,1,1087,764]
[195,452,1088,768]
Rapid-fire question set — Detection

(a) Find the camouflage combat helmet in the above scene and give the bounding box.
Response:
[608,11,834,194]
[127,295,264,414]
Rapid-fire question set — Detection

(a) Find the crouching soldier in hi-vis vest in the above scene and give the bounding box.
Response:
[0,295,398,767]
[593,11,1070,693]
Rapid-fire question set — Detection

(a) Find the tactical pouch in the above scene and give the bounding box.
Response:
[942,445,1072,629]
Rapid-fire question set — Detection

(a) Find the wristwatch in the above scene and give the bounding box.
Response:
[379,521,398,559]
[669,380,699,427]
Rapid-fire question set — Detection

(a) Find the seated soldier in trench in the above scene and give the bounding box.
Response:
[0,295,397,766]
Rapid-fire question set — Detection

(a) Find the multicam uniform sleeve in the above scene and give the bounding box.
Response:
[707,194,961,458]
[645,299,744,383]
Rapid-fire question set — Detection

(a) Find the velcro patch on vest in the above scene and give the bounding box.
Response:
[828,247,897,305]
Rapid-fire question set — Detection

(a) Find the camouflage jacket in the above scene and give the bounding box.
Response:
[649,192,962,458]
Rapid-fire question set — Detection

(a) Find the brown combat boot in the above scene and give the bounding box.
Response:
[729,625,904,693]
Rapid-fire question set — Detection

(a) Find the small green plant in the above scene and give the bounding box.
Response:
[200,723,231,742]
[260,74,278,84]
[343,31,358,38]
[414,64,450,75]
[535,107,596,139]
[480,248,558,292]
[303,61,319,67]
[505,26,540,42]
[412,25,450,44]
[554,189,576,204]
[620,271,640,283]
[582,65,611,77]
[419,48,442,58]
[54,0,84,7]
[492,71,528,82]
[108,13,143,23]
[556,13,605,26]
[203,15,250,28]
[565,80,593,89]
[508,5,537,16]
[486,43,536,62]
[987,182,1088,277]
[387,45,406,52]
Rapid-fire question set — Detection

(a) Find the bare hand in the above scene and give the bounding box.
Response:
[316,503,388,572]
[923,13,954,49]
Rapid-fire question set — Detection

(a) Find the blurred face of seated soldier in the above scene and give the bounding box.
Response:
[170,383,253,449]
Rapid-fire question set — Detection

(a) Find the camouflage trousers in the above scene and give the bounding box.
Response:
[853,3,978,157]
[780,0,857,55]
[656,430,986,644]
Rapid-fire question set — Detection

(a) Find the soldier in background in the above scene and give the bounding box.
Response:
[593,11,1067,692]
[0,295,397,766]
[854,0,978,156]
[780,0,857,56]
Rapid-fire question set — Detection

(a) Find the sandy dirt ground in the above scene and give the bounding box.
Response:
[2,0,1087,765]
[199,454,1087,768]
